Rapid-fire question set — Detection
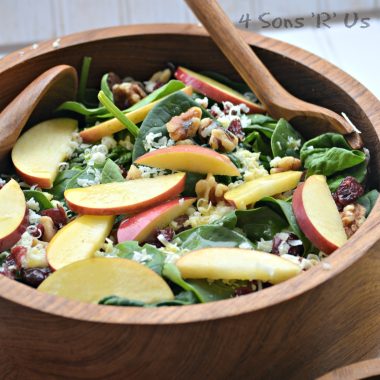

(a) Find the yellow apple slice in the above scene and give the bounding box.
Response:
[224,171,302,209]
[135,145,240,177]
[176,247,301,284]
[80,86,193,143]
[65,172,186,215]
[117,197,196,243]
[11,118,77,188]
[0,179,28,251]
[38,257,174,304]
[293,175,347,254]
[47,215,114,270]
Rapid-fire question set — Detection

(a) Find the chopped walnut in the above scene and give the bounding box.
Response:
[40,216,57,242]
[126,164,142,180]
[195,173,229,205]
[340,203,366,237]
[166,106,202,141]
[209,128,238,153]
[112,82,147,109]
[175,139,194,145]
[198,118,218,139]
[106,72,121,89]
[270,156,302,174]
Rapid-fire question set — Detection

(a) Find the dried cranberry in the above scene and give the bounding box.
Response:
[234,286,253,297]
[28,223,44,238]
[41,206,67,228]
[1,254,19,279]
[228,119,244,140]
[152,81,164,91]
[145,227,175,248]
[10,246,27,269]
[118,165,128,178]
[20,267,52,288]
[333,176,364,209]
[272,232,304,256]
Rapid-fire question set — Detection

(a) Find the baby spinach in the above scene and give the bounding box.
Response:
[182,172,205,197]
[173,225,253,250]
[235,207,288,242]
[271,118,304,158]
[357,189,379,217]
[78,56,92,105]
[0,252,8,266]
[247,114,276,125]
[244,131,272,156]
[107,145,132,166]
[55,101,107,117]
[49,169,82,200]
[23,190,53,210]
[100,158,124,184]
[100,73,114,101]
[116,241,166,275]
[186,280,236,302]
[212,211,237,229]
[132,92,211,160]
[300,133,366,177]
[327,160,367,191]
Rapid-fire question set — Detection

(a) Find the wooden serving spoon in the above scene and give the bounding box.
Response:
[0,64,78,170]
[185,0,363,149]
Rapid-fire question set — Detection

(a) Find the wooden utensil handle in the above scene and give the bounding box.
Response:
[185,0,289,108]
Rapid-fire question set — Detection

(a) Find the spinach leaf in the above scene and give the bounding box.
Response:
[49,169,82,200]
[55,101,107,117]
[64,166,99,191]
[186,280,235,302]
[0,252,8,266]
[182,172,206,197]
[300,133,366,177]
[107,145,132,166]
[173,225,253,250]
[235,207,288,241]
[357,189,379,217]
[100,158,124,184]
[244,131,272,156]
[211,211,237,229]
[257,197,311,252]
[162,263,204,302]
[132,92,211,160]
[245,124,276,139]
[327,160,367,191]
[271,118,304,158]
[99,290,198,307]
[24,190,53,210]
[116,241,166,275]
[78,56,92,105]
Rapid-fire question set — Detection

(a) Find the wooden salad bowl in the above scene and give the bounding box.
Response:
[0,24,379,380]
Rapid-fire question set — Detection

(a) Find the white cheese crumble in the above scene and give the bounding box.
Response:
[287,136,301,150]
[26,197,40,212]
[233,148,268,182]
[132,249,153,264]
[119,135,134,150]
[77,166,102,187]
[101,136,117,150]
[143,132,175,152]
[31,43,39,49]
[195,97,209,108]
[13,231,48,268]
[185,202,235,228]
[137,165,166,178]
[28,209,41,225]
[179,198,185,206]
[0,178,6,187]
[257,239,273,253]
[322,262,332,270]
[58,162,69,172]
[270,156,282,168]
[238,242,252,249]
[52,38,61,49]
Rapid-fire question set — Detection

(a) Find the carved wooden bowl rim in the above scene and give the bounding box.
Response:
[0,24,379,325]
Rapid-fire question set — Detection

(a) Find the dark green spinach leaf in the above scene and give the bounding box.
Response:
[271,118,304,158]
[24,190,53,210]
[101,158,124,184]
[357,189,379,217]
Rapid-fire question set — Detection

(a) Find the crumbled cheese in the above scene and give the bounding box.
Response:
[31,43,39,49]
[233,148,268,181]
[163,251,181,264]
[217,115,232,129]
[143,80,156,93]
[27,225,42,239]
[65,131,82,159]
[77,167,102,187]
[240,114,251,129]
[58,162,69,172]
[0,178,6,187]
[132,248,153,264]
[239,242,252,249]
[341,112,361,134]
[210,104,224,118]
[119,135,134,150]
[101,136,117,150]
[184,201,235,228]
[26,197,40,212]
[281,254,314,270]
[25,243,48,268]
[306,145,314,151]
[84,144,108,166]
[52,38,61,49]
[278,241,290,255]
[195,97,209,108]
[257,239,273,253]
[322,262,332,270]
[28,209,41,225]
[287,136,301,150]
[143,132,175,152]
[270,156,282,168]
[137,165,166,178]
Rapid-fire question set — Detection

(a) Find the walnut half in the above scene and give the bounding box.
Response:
[166,106,202,141]
[209,128,238,153]
[340,203,366,237]
[195,173,229,205]
[112,82,147,109]
[270,156,302,174]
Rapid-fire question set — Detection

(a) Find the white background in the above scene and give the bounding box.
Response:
[0,0,379,98]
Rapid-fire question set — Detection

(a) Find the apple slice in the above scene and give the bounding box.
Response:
[65,172,186,215]
[135,145,240,177]
[176,247,301,284]
[117,197,196,243]
[224,171,302,209]
[174,66,265,114]
[0,179,28,251]
[38,257,174,304]
[47,215,114,270]
[80,86,193,143]
[11,118,77,188]
[292,175,347,254]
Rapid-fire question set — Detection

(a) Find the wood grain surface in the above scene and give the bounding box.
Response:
[318,358,380,379]
[0,24,379,380]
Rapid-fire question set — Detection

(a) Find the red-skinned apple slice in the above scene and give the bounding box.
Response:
[292,175,347,254]
[11,118,77,188]
[176,247,301,284]
[174,66,265,114]
[0,179,28,251]
[47,215,115,271]
[134,145,240,177]
[65,172,186,215]
[117,197,196,243]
